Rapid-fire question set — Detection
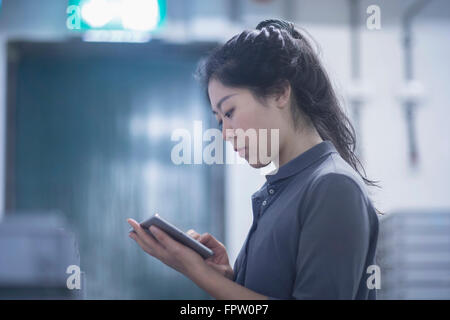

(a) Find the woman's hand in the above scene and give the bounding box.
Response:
[127,218,206,279]
[186,229,234,281]
[128,219,269,300]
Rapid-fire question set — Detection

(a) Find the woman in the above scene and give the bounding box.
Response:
[127,19,380,300]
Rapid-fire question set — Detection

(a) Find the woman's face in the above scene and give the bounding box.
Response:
[208,78,289,168]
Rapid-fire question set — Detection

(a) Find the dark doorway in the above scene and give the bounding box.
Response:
[5,39,224,299]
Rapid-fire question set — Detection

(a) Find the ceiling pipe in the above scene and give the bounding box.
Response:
[347,0,365,160]
[228,0,242,24]
[401,0,431,169]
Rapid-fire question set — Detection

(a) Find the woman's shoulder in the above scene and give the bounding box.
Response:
[304,152,370,202]
[293,152,379,226]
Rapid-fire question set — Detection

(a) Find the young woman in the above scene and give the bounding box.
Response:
[128,19,380,300]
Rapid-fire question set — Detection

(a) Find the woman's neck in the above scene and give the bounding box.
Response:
[277,126,323,167]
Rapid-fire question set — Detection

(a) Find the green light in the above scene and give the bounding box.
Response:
[67,0,167,31]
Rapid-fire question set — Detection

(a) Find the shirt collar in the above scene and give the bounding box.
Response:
[265,140,338,184]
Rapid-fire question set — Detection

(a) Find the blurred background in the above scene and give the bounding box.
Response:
[0,0,448,299]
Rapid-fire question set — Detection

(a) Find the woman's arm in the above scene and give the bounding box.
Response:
[187,261,269,300]
[127,218,268,300]
[292,173,371,299]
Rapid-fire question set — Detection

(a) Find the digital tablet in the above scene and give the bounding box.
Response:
[128,213,214,259]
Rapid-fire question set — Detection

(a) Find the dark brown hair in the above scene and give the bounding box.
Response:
[196,19,381,193]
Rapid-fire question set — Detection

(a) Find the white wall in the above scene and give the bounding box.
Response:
[358,0,450,212]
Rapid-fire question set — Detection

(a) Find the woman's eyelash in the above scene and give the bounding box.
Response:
[224,108,234,118]
[217,108,234,129]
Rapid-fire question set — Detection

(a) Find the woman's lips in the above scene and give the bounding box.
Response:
[236,147,246,157]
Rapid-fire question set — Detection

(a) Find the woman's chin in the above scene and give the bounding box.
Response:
[247,160,272,169]
[241,151,274,168]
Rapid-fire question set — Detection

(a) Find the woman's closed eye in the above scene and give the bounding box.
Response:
[224,108,234,119]
[217,108,234,130]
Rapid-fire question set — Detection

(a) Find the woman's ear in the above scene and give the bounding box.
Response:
[274,81,291,110]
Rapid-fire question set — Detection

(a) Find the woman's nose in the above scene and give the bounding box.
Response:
[221,120,234,141]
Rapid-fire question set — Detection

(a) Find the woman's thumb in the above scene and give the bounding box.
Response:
[187,229,201,240]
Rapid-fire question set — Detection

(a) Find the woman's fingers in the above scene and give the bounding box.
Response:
[127,218,140,231]
[149,226,184,257]
[127,219,156,244]
[199,233,230,265]
[128,220,204,275]
[186,230,222,250]
[187,230,229,262]
[127,219,154,245]
[130,232,155,256]
[188,231,223,253]
[187,229,201,240]
[198,233,224,249]
[127,219,166,256]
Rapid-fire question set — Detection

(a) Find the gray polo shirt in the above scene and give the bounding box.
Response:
[232,140,379,299]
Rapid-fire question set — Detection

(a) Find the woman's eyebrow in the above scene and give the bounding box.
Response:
[213,93,237,114]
